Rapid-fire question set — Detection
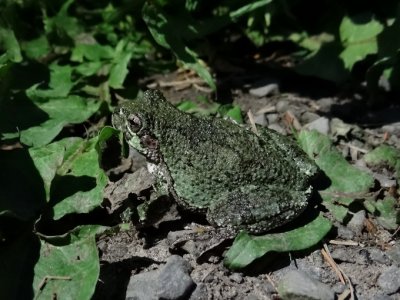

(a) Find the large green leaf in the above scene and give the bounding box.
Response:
[224,214,332,269]
[19,95,101,147]
[0,27,22,63]
[33,226,100,300]
[21,36,50,60]
[29,137,107,220]
[0,223,102,299]
[109,41,133,88]
[339,14,383,70]
[298,130,375,221]
[0,62,101,147]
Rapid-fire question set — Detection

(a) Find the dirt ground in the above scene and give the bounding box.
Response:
[94,70,400,300]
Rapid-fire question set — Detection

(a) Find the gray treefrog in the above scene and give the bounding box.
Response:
[112,90,318,233]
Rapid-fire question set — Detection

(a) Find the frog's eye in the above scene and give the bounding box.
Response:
[127,114,141,132]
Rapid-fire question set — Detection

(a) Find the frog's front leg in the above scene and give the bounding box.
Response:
[206,185,312,234]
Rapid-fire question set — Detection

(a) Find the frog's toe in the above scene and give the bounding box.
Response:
[206,186,311,234]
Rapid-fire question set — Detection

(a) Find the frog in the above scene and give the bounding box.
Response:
[112,89,318,234]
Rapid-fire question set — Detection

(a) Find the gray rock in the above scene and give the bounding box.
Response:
[368,248,390,265]
[377,266,400,294]
[301,112,321,124]
[372,172,397,189]
[276,100,289,113]
[316,98,334,113]
[249,79,279,97]
[304,117,330,135]
[347,210,366,235]
[371,293,393,300]
[229,273,244,284]
[268,123,286,135]
[382,122,400,135]
[277,270,334,300]
[387,244,400,266]
[331,282,346,294]
[337,225,355,240]
[126,255,195,300]
[266,113,279,124]
[189,283,207,300]
[253,113,267,126]
[331,248,353,263]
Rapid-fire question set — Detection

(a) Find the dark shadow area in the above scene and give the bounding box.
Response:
[0,220,40,299]
[0,148,47,298]
[0,148,46,221]
[92,257,155,300]
[36,206,116,237]
[48,174,97,207]
[0,62,50,135]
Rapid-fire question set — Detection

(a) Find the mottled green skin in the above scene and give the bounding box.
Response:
[112,90,318,233]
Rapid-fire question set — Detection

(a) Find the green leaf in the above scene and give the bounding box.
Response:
[177,99,220,115]
[75,61,103,76]
[43,0,82,41]
[29,143,65,201]
[289,32,335,52]
[219,104,243,124]
[364,144,400,180]
[176,100,199,112]
[339,14,383,70]
[20,96,101,147]
[365,196,400,230]
[298,130,375,221]
[29,137,107,220]
[0,27,22,63]
[109,50,132,88]
[224,214,332,269]
[22,36,50,60]
[33,228,99,299]
[71,43,114,62]
[27,64,74,100]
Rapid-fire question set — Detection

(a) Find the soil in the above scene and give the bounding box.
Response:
[94,70,400,300]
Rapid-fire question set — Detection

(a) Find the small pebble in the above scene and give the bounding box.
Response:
[347,210,366,235]
[387,244,400,266]
[368,248,390,265]
[276,100,289,113]
[268,123,286,135]
[229,273,244,284]
[304,117,330,135]
[253,113,267,126]
[249,83,279,97]
[125,255,194,300]
[266,113,279,124]
[337,225,355,240]
[277,270,334,300]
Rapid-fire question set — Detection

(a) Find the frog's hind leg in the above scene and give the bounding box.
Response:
[206,185,312,234]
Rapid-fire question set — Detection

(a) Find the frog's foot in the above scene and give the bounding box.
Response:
[206,185,312,234]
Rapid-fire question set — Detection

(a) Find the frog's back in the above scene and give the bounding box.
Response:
[157,113,316,210]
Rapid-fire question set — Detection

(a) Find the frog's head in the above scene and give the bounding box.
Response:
[112,89,173,162]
